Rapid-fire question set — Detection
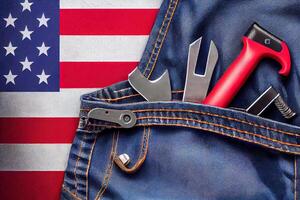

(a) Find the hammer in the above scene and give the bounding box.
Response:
[202,23,291,107]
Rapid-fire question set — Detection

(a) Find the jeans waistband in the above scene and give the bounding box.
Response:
[78,81,300,156]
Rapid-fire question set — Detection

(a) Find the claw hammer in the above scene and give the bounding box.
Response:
[202,23,291,107]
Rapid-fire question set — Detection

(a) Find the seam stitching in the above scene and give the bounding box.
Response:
[137,123,300,155]
[141,127,150,159]
[145,0,179,78]
[142,0,172,75]
[85,134,98,200]
[137,127,148,163]
[86,117,300,154]
[95,131,119,200]
[62,186,82,200]
[115,127,151,173]
[142,0,176,77]
[80,108,299,136]
[295,156,297,200]
[137,116,300,147]
[74,133,85,197]
[136,126,149,164]
[132,108,300,137]
[95,90,184,102]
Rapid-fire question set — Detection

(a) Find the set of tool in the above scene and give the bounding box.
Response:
[128,22,296,119]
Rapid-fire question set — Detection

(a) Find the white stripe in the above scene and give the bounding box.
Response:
[60,35,148,62]
[0,89,95,117]
[0,144,71,171]
[60,0,162,9]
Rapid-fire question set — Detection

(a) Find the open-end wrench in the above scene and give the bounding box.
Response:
[183,37,218,103]
[128,67,172,101]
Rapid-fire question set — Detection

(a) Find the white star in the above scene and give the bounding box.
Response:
[20,26,33,40]
[20,0,33,12]
[37,42,50,56]
[37,13,50,27]
[20,57,33,71]
[3,13,17,28]
[36,70,50,84]
[3,70,18,85]
[4,42,17,56]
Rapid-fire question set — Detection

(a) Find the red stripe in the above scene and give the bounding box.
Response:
[60,9,158,35]
[60,62,137,88]
[0,171,64,200]
[0,118,78,143]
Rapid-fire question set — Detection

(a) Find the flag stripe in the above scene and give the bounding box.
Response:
[60,9,158,35]
[60,35,148,62]
[0,1,162,199]
[60,62,136,88]
[0,171,64,200]
[0,118,78,143]
[0,89,95,117]
[60,0,162,9]
[0,144,71,171]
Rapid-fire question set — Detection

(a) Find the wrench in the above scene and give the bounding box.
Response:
[183,37,218,102]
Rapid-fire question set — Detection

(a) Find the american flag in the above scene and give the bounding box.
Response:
[0,0,161,199]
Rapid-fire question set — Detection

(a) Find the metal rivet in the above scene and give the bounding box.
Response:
[118,153,130,166]
[122,114,131,123]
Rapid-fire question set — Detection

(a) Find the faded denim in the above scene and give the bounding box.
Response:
[61,0,300,199]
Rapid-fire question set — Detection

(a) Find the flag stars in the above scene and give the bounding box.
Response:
[20,57,33,71]
[20,0,33,12]
[20,26,33,40]
[4,42,17,56]
[3,13,17,28]
[37,13,50,27]
[36,70,50,84]
[37,42,50,56]
[4,70,18,85]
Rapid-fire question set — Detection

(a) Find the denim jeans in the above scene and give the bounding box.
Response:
[61,0,300,199]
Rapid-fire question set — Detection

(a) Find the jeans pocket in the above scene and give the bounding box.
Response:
[62,80,300,200]
[102,103,300,199]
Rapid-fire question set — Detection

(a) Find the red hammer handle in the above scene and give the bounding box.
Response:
[202,36,291,107]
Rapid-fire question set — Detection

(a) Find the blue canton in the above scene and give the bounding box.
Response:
[0,0,59,91]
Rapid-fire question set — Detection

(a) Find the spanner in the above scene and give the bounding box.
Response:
[183,37,218,102]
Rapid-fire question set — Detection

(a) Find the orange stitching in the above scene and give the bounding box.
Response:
[137,123,300,155]
[141,127,151,158]
[86,116,300,154]
[132,108,300,137]
[100,93,140,102]
[85,135,98,200]
[172,90,184,93]
[87,124,119,128]
[81,108,299,137]
[142,0,175,77]
[115,127,151,174]
[74,133,85,196]
[95,131,119,200]
[137,116,300,147]
[146,0,179,78]
[138,126,148,160]
[96,90,184,102]
[295,156,297,200]
[62,186,81,200]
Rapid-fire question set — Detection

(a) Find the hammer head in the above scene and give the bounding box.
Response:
[245,23,291,76]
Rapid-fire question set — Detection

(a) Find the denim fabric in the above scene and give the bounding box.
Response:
[62,0,300,199]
